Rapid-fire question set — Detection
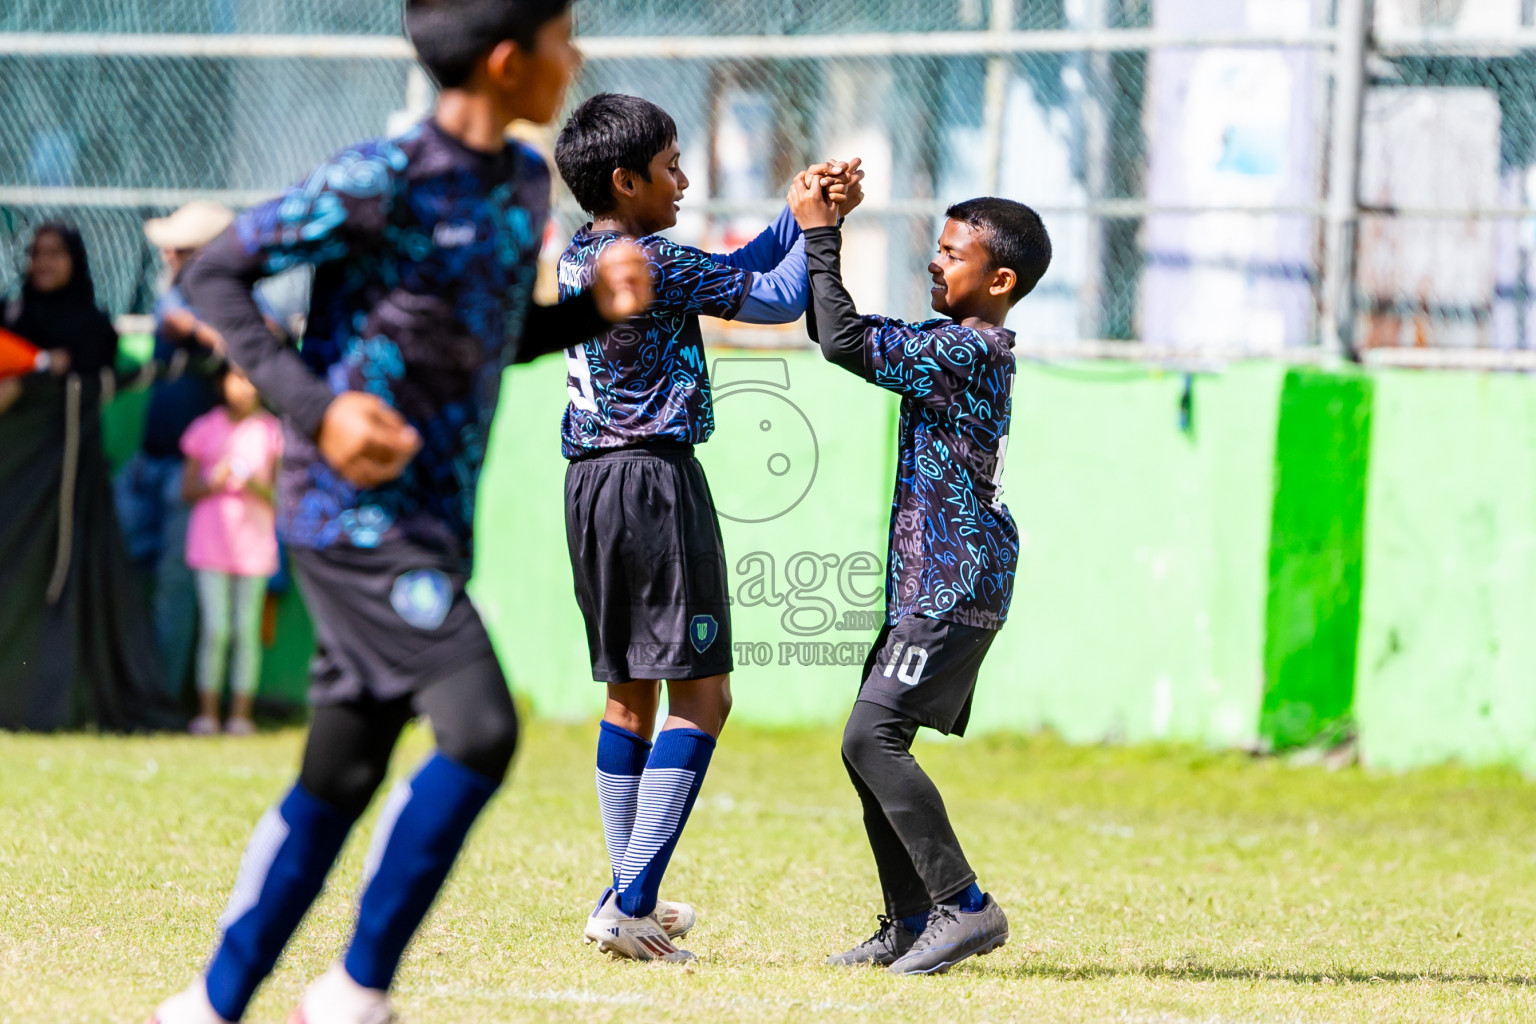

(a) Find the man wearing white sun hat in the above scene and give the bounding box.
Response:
[114,200,240,704]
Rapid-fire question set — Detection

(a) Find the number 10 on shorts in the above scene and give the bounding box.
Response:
[882,641,929,686]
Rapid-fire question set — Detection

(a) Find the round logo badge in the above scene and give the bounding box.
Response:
[390,569,453,631]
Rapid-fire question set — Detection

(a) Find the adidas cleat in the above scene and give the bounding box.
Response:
[825,915,920,967]
[287,962,394,1024]
[583,888,696,962]
[653,896,697,939]
[145,980,231,1024]
[887,895,1008,976]
[585,886,696,941]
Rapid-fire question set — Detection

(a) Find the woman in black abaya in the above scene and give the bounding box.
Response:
[0,223,174,730]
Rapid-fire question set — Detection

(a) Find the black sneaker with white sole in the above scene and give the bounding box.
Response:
[825,915,920,967]
[886,895,1008,975]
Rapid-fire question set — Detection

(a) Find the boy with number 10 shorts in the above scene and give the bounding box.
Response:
[551,93,863,961]
[789,170,1052,975]
[149,4,652,1022]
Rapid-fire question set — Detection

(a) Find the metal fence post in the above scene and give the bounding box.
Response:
[1321,0,1372,357]
[980,0,1014,196]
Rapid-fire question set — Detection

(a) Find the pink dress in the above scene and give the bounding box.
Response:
[180,408,284,578]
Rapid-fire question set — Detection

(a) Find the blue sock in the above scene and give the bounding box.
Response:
[596,721,651,890]
[900,911,930,935]
[343,752,498,991]
[205,785,355,1021]
[950,882,985,913]
[615,727,715,919]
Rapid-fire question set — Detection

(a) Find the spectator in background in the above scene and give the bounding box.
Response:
[4,224,118,378]
[180,365,282,736]
[114,201,235,703]
[0,223,169,731]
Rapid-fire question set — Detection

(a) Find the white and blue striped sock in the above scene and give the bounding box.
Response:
[596,720,652,888]
[616,727,716,919]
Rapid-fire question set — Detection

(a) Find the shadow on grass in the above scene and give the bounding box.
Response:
[1001,963,1536,987]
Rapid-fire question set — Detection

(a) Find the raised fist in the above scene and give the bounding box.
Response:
[593,241,654,323]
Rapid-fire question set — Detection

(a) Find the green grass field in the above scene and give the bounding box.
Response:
[3,722,1535,1024]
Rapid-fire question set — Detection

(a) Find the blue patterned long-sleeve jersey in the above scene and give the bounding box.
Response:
[186,119,549,560]
[557,228,751,458]
[863,316,1020,629]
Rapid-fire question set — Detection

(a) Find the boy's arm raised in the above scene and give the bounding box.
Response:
[731,235,808,325]
[728,161,860,326]
[791,174,868,377]
[710,205,801,274]
[710,162,857,276]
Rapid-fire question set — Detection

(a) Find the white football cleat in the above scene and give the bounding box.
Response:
[145,980,231,1024]
[287,963,394,1024]
[583,888,696,962]
[653,897,697,939]
[584,887,696,941]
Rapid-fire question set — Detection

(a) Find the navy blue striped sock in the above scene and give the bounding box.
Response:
[596,721,651,890]
[616,727,715,919]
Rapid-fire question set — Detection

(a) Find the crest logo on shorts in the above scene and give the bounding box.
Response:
[391,569,452,631]
[689,614,719,653]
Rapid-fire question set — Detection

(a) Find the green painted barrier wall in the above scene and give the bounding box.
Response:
[970,361,1282,748]
[1355,370,1536,773]
[1259,370,1372,750]
[476,357,1295,749]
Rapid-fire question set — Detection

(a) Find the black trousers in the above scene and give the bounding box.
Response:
[297,653,519,818]
[841,699,976,919]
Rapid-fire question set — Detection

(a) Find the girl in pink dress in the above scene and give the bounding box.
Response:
[180,366,283,735]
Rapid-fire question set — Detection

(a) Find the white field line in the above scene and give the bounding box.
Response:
[421,983,878,1015]
[421,985,1314,1023]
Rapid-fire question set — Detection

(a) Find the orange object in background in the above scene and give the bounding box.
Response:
[0,326,42,379]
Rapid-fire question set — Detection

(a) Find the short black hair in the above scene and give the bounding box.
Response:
[945,197,1051,305]
[405,0,571,89]
[555,93,678,216]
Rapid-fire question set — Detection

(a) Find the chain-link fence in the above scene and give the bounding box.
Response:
[5,0,1536,356]
[1361,1,1536,355]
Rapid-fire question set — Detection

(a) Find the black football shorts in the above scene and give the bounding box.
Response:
[288,538,495,706]
[564,444,734,684]
[856,615,999,737]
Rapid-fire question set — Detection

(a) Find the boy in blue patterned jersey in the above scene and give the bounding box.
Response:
[789,174,1051,975]
[148,4,653,1023]
[551,93,864,961]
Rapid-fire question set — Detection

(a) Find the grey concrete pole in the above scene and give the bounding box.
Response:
[980,0,1015,196]
[1321,0,1372,357]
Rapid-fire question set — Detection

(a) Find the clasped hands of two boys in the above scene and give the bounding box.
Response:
[318,157,868,489]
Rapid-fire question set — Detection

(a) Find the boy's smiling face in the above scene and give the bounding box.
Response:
[615,140,688,235]
[927,218,1016,322]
